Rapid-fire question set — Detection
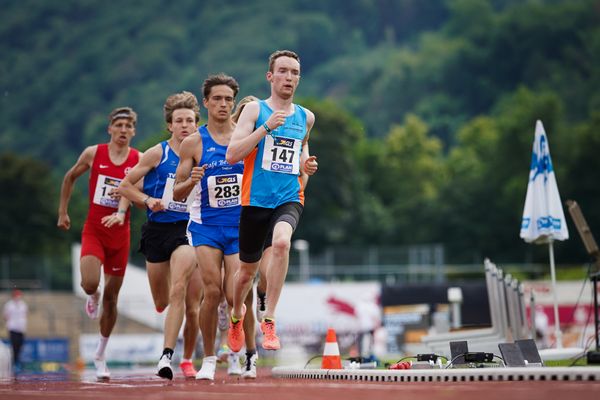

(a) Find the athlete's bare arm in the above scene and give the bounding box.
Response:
[173,135,205,202]
[101,193,133,228]
[119,144,164,211]
[226,101,287,164]
[300,109,318,177]
[57,145,97,231]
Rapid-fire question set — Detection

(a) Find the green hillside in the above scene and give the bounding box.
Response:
[1,0,599,269]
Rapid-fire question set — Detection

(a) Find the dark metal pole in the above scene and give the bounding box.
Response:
[593,273,599,352]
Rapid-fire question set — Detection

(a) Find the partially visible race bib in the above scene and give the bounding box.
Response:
[207,173,242,208]
[92,174,121,208]
[162,177,195,213]
[261,135,301,175]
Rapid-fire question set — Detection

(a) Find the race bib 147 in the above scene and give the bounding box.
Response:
[261,135,301,175]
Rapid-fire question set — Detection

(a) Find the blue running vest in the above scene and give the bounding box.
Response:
[241,100,307,208]
[143,141,192,223]
[189,125,243,226]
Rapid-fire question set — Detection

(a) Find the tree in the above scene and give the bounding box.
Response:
[436,86,567,263]
[0,152,63,255]
[559,111,600,264]
[436,116,502,263]
[370,114,444,244]
[293,98,383,251]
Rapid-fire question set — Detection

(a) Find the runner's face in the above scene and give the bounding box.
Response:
[203,85,235,123]
[168,109,197,141]
[268,56,300,99]
[108,118,135,145]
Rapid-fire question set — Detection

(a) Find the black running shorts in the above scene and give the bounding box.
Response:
[139,220,190,263]
[239,202,303,263]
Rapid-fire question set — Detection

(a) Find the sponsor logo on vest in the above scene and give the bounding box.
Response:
[216,175,238,184]
[168,202,188,213]
[271,163,293,173]
[217,198,240,207]
[274,138,295,148]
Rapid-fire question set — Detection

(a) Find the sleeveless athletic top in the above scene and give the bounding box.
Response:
[241,100,307,208]
[143,141,194,223]
[87,143,140,225]
[189,125,243,226]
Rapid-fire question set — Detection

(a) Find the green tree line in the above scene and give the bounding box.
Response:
[1,0,599,270]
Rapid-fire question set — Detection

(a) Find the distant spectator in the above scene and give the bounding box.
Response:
[3,289,28,369]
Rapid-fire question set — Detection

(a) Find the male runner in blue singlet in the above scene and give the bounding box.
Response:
[225,50,318,352]
[118,92,202,380]
[174,74,257,380]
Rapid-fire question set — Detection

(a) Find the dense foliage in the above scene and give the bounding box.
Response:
[1,0,599,265]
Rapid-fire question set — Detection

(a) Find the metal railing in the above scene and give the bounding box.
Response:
[0,244,586,290]
[284,262,551,283]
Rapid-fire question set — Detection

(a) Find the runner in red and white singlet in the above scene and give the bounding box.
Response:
[57,107,140,380]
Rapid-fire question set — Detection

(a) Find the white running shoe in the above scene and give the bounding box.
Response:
[156,354,173,380]
[195,356,217,380]
[227,352,242,375]
[86,292,100,319]
[241,352,258,379]
[94,358,110,380]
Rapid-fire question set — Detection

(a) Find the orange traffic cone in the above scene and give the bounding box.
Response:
[321,328,342,369]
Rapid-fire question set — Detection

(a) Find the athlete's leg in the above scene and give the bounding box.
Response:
[233,260,259,318]
[257,259,268,295]
[163,245,196,350]
[243,287,256,350]
[255,247,270,322]
[224,254,255,348]
[99,273,124,338]
[264,221,293,319]
[146,261,170,312]
[196,246,225,357]
[223,254,238,307]
[80,255,102,295]
[234,206,271,319]
[183,264,201,360]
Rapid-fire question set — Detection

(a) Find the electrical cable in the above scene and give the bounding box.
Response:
[303,355,323,369]
[444,352,502,369]
[578,262,595,348]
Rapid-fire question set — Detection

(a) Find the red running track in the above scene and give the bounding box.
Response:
[1,367,600,400]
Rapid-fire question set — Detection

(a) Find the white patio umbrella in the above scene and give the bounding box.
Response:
[520,120,580,360]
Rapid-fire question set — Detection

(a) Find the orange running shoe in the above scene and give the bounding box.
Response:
[179,360,196,378]
[260,319,281,350]
[227,305,246,353]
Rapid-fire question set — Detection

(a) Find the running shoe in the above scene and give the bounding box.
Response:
[86,291,100,319]
[195,356,217,381]
[260,319,280,350]
[227,304,246,353]
[94,358,110,380]
[179,360,196,379]
[256,292,267,323]
[156,354,173,380]
[227,352,242,375]
[241,352,258,379]
[217,298,229,332]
